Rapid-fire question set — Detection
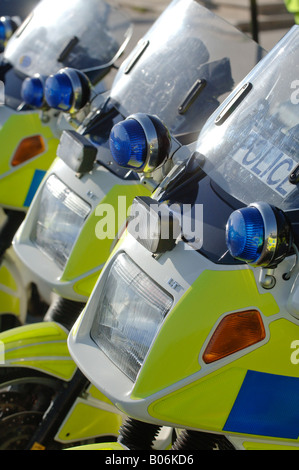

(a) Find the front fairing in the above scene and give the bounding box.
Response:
[0,107,60,211]
[69,227,299,443]
[13,155,150,301]
[68,27,299,445]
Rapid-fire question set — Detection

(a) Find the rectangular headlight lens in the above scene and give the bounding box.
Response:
[31,174,91,269]
[90,253,173,382]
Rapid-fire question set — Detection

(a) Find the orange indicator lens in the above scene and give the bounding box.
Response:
[203,310,266,364]
[12,135,46,167]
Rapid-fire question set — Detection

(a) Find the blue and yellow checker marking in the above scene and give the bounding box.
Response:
[224,370,299,439]
[23,169,46,207]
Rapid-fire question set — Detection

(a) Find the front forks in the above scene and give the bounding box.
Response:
[26,369,89,450]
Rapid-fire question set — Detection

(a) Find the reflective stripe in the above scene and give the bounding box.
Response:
[23,169,46,207]
[224,370,299,439]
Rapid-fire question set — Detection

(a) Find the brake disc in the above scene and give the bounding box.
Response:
[0,410,43,450]
[0,391,27,418]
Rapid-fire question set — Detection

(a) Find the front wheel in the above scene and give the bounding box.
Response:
[0,313,22,332]
[0,368,63,450]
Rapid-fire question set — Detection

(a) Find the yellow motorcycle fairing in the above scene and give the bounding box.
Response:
[67,442,126,450]
[131,268,299,445]
[61,183,151,298]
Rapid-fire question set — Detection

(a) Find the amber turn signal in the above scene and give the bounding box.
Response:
[11,135,46,167]
[203,310,266,364]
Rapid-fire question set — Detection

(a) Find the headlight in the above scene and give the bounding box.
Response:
[90,253,173,382]
[31,175,91,269]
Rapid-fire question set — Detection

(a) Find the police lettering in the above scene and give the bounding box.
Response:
[233,134,295,197]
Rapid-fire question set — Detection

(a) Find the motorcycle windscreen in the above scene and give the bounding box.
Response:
[158,26,299,263]
[109,0,266,143]
[2,0,131,107]
[194,25,299,212]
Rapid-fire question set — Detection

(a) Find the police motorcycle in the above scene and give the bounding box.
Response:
[0,0,132,330]
[67,25,299,450]
[0,0,265,450]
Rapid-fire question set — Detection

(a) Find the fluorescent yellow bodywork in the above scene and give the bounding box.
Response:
[243,442,299,450]
[132,269,279,399]
[0,264,20,317]
[0,112,59,209]
[0,322,76,380]
[67,442,126,450]
[126,268,299,444]
[57,401,122,443]
[63,184,150,297]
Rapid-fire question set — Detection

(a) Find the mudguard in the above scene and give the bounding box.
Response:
[67,442,126,450]
[0,321,76,380]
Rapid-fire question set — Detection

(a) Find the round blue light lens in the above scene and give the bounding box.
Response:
[0,22,6,42]
[21,76,44,108]
[226,206,265,263]
[109,120,147,170]
[44,72,73,111]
